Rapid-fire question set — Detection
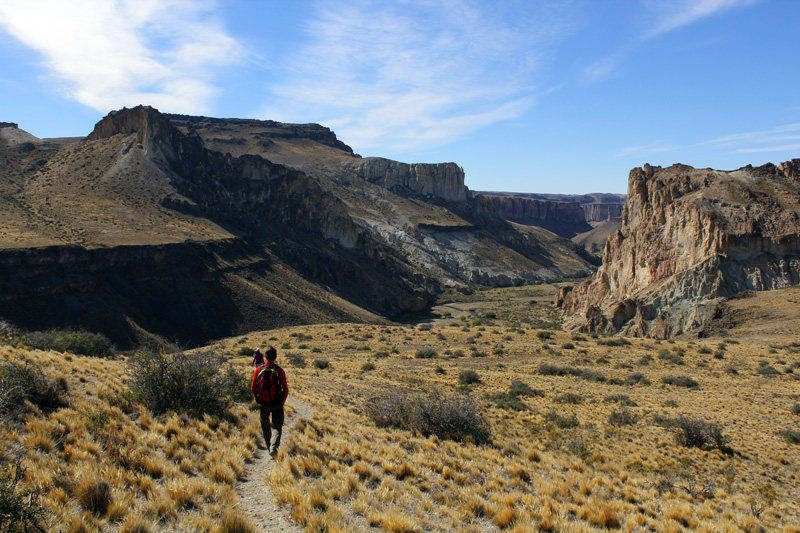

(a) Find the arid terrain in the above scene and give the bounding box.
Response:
[2,283,799,531]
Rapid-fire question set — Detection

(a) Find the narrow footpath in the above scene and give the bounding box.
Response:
[237,396,314,532]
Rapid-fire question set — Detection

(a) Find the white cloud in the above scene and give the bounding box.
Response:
[644,0,761,38]
[0,0,243,114]
[701,123,800,149]
[618,143,682,157]
[261,0,577,153]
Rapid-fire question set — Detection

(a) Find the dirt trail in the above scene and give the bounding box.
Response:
[237,395,314,532]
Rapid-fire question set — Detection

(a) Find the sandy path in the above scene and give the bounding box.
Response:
[237,395,314,532]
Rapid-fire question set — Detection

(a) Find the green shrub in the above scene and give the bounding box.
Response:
[0,446,46,531]
[414,348,437,359]
[779,429,800,445]
[222,366,251,403]
[604,394,636,406]
[661,375,699,388]
[545,410,579,429]
[625,372,651,386]
[561,342,575,350]
[128,350,230,415]
[0,361,68,417]
[553,393,583,404]
[313,359,330,370]
[237,346,253,357]
[487,392,528,411]
[609,407,639,426]
[792,402,800,416]
[459,370,481,385]
[756,363,780,377]
[658,350,685,365]
[22,329,115,357]
[508,380,542,397]
[286,352,307,368]
[374,351,390,359]
[362,362,376,371]
[672,415,727,450]
[536,331,553,340]
[597,337,630,347]
[364,388,490,444]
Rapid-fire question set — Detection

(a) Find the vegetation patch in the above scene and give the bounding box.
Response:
[364,388,490,443]
[661,375,699,388]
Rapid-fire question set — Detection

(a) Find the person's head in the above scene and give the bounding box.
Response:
[255,348,262,354]
[266,346,277,362]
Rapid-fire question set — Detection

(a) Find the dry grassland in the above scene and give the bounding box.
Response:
[3,285,800,531]
[0,346,263,531]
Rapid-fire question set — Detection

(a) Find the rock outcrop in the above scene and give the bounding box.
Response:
[582,202,625,225]
[341,158,469,203]
[558,161,800,338]
[1,106,595,346]
[478,194,591,237]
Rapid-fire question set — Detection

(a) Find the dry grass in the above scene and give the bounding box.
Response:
[5,284,800,531]
[0,344,260,531]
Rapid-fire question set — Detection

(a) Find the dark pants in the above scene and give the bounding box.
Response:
[259,403,284,453]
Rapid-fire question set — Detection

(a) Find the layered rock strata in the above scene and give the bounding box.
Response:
[558,161,800,338]
[479,194,591,237]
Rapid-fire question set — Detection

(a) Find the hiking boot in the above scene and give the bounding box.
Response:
[269,448,278,458]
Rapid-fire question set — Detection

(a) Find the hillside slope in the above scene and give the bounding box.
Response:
[0,107,593,347]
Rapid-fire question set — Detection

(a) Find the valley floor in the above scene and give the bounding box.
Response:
[2,285,800,531]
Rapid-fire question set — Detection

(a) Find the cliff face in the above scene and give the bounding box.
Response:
[478,194,591,237]
[1,106,595,346]
[558,161,800,338]
[341,158,469,203]
[582,203,625,224]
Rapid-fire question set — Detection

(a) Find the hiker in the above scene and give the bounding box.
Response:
[250,346,288,456]
[252,347,264,367]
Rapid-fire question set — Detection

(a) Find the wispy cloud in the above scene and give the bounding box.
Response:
[262,0,578,153]
[700,123,800,153]
[0,0,243,114]
[618,143,681,157]
[644,0,761,38]
[585,0,759,82]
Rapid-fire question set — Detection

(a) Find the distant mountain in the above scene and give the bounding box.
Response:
[558,160,800,338]
[0,107,594,347]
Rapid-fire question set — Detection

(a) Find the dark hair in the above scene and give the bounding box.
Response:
[266,346,278,362]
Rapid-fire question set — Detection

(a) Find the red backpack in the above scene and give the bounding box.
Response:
[254,364,284,405]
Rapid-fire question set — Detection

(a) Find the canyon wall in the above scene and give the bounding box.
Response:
[558,161,800,338]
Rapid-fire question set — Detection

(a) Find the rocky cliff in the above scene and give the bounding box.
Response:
[558,161,800,338]
[1,106,594,347]
[582,202,625,225]
[478,194,591,237]
[340,158,469,203]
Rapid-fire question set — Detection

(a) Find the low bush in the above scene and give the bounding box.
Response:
[286,352,307,368]
[508,380,543,398]
[21,329,115,358]
[486,392,528,411]
[792,402,800,416]
[658,350,685,365]
[609,407,639,426]
[553,393,583,404]
[459,370,481,385]
[537,363,606,383]
[605,394,636,406]
[561,342,575,350]
[362,362,376,371]
[313,359,330,370]
[373,351,390,359]
[128,350,230,415]
[756,363,780,377]
[672,415,728,451]
[0,361,68,417]
[237,346,253,357]
[597,337,630,347]
[0,446,46,531]
[779,428,800,445]
[625,372,651,386]
[536,331,553,340]
[222,366,252,403]
[414,348,437,359]
[545,410,580,429]
[661,375,699,388]
[364,388,490,444]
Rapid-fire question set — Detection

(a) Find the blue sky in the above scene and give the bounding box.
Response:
[1,0,797,194]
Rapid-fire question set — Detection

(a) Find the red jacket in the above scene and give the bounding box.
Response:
[250,362,288,404]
